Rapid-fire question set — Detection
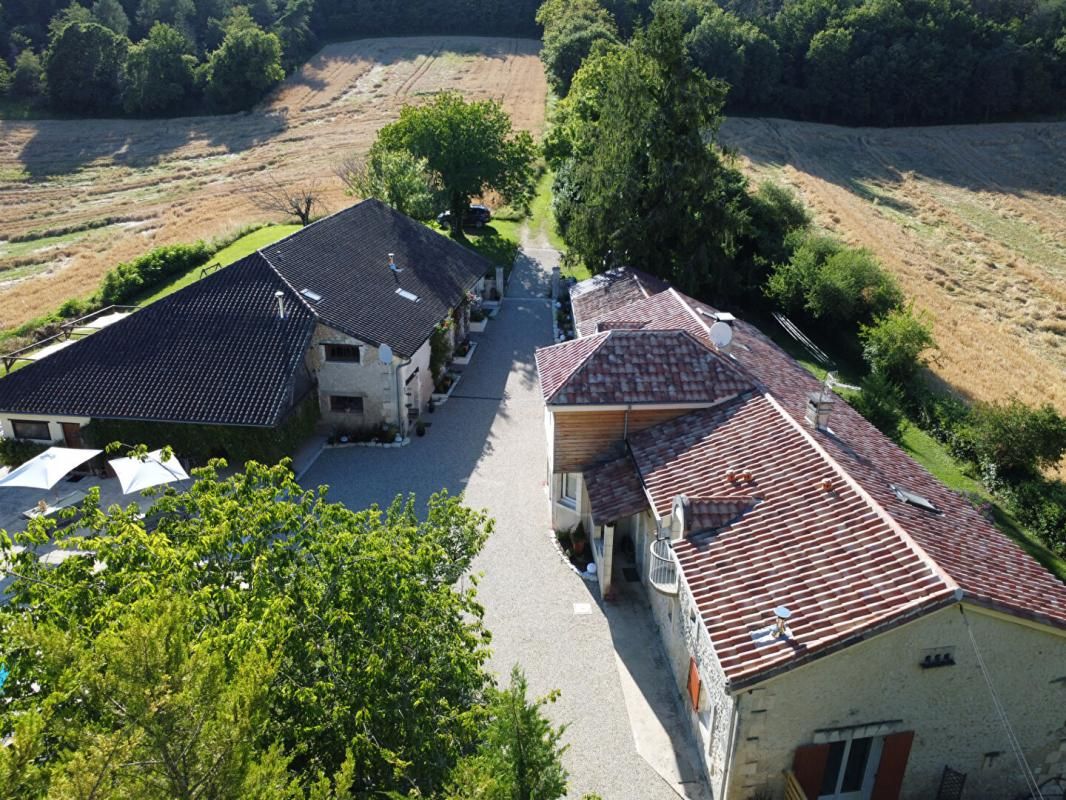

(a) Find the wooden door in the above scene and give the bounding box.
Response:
[61,422,83,448]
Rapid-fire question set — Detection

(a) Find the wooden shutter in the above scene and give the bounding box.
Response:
[792,743,831,800]
[871,731,915,800]
[686,657,701,709]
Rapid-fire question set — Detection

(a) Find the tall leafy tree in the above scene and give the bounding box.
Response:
[202,16,283,111]
[448,666,569,800]
[338,143,441,219]
[0,462,499,796]
[45,20,129,114]
[123,21,195,114]
[10,48,44,97]
[548,7,750,298]
[92,0,129,35]
[376,92,537,238]
[536,0,620,95]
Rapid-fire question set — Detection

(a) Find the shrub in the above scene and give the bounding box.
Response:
[96,242,212,305]
[0,437,50,467]
[910,387,970,445]
[84,392,319,467]
[955,398,1066,483]
[859,305,936,387]
[11,49,45,98]
[766,234,902,326]
[848,373,905,440]
[1002,479,1066,556]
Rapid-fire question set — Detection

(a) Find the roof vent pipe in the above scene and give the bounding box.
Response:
[274,290,285,319]
[773,606,793,638]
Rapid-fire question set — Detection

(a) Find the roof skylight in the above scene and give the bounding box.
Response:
[300,288,322,302]
[890,484,940,513]
[395,287,420,302]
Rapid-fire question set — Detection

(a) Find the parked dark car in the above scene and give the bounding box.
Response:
[437,204,492,229]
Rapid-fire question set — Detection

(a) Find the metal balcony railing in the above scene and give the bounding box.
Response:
[649,537,679,596]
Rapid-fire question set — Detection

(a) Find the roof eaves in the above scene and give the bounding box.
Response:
[543,332,611,404]
[725,591,962,691]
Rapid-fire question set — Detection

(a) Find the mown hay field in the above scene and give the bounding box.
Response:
[0,36,547,330]
[722,117,1066,417]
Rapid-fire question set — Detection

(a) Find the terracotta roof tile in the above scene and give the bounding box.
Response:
[584,454,649,526]
[534,329,751,406]
[570,267,668,333]
[553,268,1066,686]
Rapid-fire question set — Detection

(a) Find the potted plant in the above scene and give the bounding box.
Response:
[571,523,587,555]
[416,421,426,437]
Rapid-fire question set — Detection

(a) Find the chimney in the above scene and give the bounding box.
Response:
[274,290,285,319]
[805,391,833,430]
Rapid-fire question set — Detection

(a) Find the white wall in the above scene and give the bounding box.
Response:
[0,414,91,444]
[401,337,433,426]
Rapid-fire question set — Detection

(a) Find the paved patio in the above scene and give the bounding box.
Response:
[301,247,710,800]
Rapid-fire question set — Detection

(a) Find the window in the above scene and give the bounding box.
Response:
[11,419,51,441]
[560,473,578,507]
[329,395,364,414]
[324,344,361,363]
[818,736,883,799]
[890,483,940,513]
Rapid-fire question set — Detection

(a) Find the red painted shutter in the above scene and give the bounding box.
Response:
[792,743,831,799]
[871,731,915,800]
[686,657,701,709]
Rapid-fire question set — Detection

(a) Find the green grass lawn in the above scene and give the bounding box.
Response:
[135,224,302,306]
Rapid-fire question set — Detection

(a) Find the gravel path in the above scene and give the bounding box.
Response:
[301,248,692,799]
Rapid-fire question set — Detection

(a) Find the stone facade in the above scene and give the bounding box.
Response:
[727,604,1066,799]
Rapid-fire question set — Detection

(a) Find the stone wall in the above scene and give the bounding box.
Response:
[727,604,1066,799]
[307,324,394,432]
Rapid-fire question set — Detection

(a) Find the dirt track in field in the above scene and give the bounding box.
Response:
[0,36,547,329]
[721,117,1066,415]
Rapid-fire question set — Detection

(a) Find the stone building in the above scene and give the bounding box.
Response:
[535,268,1066,800]
[0,200,489,458]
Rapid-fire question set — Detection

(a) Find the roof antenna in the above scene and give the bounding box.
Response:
[388,253,403,274]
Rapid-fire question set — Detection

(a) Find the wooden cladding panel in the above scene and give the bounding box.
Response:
[553,408,691,472]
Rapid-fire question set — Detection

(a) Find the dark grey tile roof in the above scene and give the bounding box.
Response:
[261,199,491,356]
[0,254,315,426]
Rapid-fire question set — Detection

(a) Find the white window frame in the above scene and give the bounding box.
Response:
[559,472,579,509]
[817,734,884,800]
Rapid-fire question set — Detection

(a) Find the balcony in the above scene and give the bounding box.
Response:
[649,537,679,596]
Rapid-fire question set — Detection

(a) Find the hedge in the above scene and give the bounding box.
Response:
[84,392,320,470]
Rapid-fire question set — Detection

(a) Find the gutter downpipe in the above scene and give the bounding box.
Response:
[720,692,742,800]
[394,354,412,436]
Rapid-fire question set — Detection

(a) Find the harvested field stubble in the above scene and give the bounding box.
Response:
[722,117,1066,418]
[0,36,547,329]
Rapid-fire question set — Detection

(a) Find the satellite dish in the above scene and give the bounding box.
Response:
[709,321,733,349]
[378,343,393,365]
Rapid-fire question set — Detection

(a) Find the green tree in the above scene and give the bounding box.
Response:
[45,21,129,114]
[0,58,11,96]
[92,0,129,35]
[338,144,441,219]
[447,666,569,800]
[536,0,619,96]
[47,2,93,41]
[766,234,902,326]
[123,22,196,114]
[549,7,752,297]
[10,48,45,98]
[0,462,496,796]
[957,399,1066,480]
[859,305,935,386]
[849,372,905,440]
[376,91,537,238]
[202,18,284,111]
[135,0,196,41]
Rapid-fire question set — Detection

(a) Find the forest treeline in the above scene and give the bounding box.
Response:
[541,0,1066,125]
[0,0,547,115]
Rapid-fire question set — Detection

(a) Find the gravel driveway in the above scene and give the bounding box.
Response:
[301,247,703,799]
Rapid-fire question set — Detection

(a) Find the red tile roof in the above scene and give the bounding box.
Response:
[628,393,958,685]
[548,268,1066,686]
[534,329,752,406]
[570,267,668,332]
[584,454,650,526]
